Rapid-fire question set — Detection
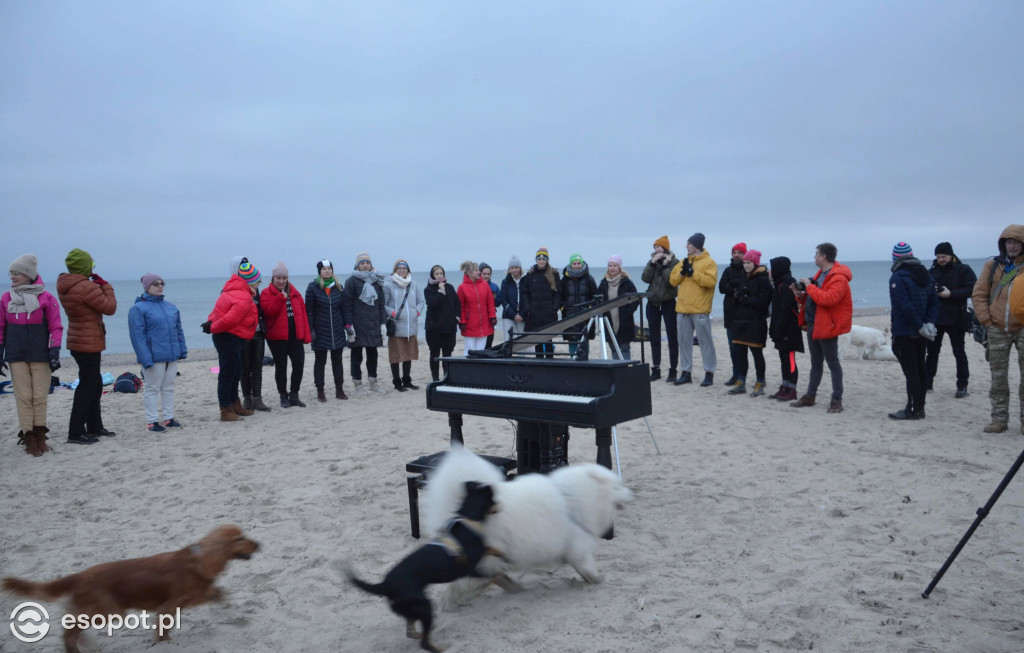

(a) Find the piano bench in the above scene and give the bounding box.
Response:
[406,451,517,539]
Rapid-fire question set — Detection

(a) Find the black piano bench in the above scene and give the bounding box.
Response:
[406,451,517,539]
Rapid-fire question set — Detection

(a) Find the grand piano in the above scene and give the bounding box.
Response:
[426,292,653,473]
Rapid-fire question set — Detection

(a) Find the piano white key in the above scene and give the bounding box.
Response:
[434,386,594,404]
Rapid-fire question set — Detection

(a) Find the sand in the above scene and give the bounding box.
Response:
[1,314,1021,653]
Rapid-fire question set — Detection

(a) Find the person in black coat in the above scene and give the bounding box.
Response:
[728,250,772,397]
[518,248,561,358]
[925,242,977,398]
[423,265,460,381]
[767,256,804,401]
[597,256,638,359]
[718,242,749,387]
[305,259,352,402]
[344,252,389,394]
[559,253,598,356]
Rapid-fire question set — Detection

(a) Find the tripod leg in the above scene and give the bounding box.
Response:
[922,446,1024,598]
[643,416,661,455]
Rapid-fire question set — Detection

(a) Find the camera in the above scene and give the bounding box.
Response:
[794,281,807,291]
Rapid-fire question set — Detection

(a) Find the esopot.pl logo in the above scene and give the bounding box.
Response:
[10,601,50,643]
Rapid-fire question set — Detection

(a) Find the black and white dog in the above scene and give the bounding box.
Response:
[347,481,497,652]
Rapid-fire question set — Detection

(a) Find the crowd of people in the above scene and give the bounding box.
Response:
[2,226,1022,454]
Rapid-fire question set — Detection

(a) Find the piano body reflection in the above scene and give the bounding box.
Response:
[426,292,652,473]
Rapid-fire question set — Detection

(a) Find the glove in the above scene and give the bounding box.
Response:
[345,325,355,339]
[89,273,108,286]
[918,323,937,341]
[201,321,212,334]
[459,323,467,335]
[48,347,61,371]
[682,259,694,277]
[489,317,497,327]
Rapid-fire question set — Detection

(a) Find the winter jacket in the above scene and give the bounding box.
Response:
[974,224,1024,333]
[304,279,349,350]
[344,275,387,348]
[890,257,939,337]
[424,282,460,334]
[56,273,117,353]
[718,260,747,329]
[519,266,561,331]
[560,264,598,318]
[384,278,425,338]
[731,266,772,347]
[207,275,258,340]
[797,261,853,340]
[929,255,977,330]
[498,273,524,320]
[768,257,804,353]
[487,280,500,311]
[0,279,63,363]
[669,250,718,314]
[262,283,312,343]
[597,276,638,345]
[641,253,681,304]
[128,293,187,368]
[457,274,496,338]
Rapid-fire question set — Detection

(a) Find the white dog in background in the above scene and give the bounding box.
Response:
[838,324,897,361]
[421,446,634,608]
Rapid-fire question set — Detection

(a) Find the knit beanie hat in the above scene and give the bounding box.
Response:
[687,233,706,250]
[394,259,410,273]
[9,254,38,281]
[892,242,913,261]
[238,259,261,285]
[536,247,550,261]
[653,235,670,251]
[316,259,333,273]
[272,262,289,277]
[569,253,584,265]
[478,262,492,274]
[354,252,372,269]
[508,255,522,268]
[934,242,954,257]
[140,273,163,292]
[742,249,762,267]
[732,242,748,255]
[65,248,94,276]
[608,254,623,266]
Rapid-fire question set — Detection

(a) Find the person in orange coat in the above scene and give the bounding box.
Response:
[57,248,118,444]
[203,257,259,422]
[790,242,853,414]
[262,262,312,408]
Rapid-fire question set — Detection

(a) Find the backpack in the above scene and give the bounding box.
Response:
[113,371,143,393]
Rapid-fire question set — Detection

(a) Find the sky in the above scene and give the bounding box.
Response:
[1,1,1021,281]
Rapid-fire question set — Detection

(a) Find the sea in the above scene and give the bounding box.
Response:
[63,259,988,356]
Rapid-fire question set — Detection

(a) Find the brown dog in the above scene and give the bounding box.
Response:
[2,524,259,653]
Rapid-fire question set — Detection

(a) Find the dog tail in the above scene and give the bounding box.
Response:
[340,563,388,598]
[2,574,77,601]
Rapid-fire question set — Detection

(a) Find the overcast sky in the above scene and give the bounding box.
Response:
[1,1,1020,281]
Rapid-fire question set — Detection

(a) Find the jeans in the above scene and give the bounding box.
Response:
[645,299,678,370]
[267,339,306,394]
[925,326,969,389]
[805,332,843,400]
[213,332,244,408]
[69,351,104,436]
[676,313,716,373]
[893,335,928,413]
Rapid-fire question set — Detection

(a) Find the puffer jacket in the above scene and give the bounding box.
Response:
[56,273,117,353]
[768,257,804,353]
[975,224,1024,333]
[797,261,854,340]
[262,282,312,343]
[128,293,187,368]
[0,278,63,363]
[498,273,523,320]
[384,278,425,338]
[669,250,718,314]
[731,266,772,347]
[424,282,460,334]
[929,254,977,329]
[519,266,561,330]
[559,264,598,318]
[890,257,939,337]
[718,260,746,328]
[596,276,638,346]
[457,274,495,337]
[304,279,349,350]
[207,275,258,340]
[641,253,681,304]
[344,275,387,348]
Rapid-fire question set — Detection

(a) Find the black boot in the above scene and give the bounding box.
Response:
[401,362,418,389]
[289,391,307,408]
[402,377,419,390]
[673,371,692,385]
[700,372,714,387]
[649,367,661,381]
[391,363,406,392]
[280,393,290,408]
[665,369,678,383]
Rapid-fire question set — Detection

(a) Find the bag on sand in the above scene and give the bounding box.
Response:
[113,371,143,393]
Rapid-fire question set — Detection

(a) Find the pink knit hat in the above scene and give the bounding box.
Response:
[742,249,762,267]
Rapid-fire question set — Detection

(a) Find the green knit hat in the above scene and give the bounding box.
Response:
[65,248,94,276]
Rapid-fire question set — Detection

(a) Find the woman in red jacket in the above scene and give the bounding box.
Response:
[204,257,259,422]
[457,260,496,356]
[261,262,311,409]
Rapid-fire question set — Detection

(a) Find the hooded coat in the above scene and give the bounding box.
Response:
[718,259,747,329]
[56,273,117,353]
[262,282,312,343]
[731,265,772,347]
[457,274,496,338]
[128,293,187,368]
[929,248,978,329]
[889,256,939,337]
[797,261,854,340]
[207,275,258,340]
[424,281,460,334]
[768,257,804,353]
[975,224,1024,333]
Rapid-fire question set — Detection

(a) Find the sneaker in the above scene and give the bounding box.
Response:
[88,428,116,437]
[750,382,765,397]
[955,387,968,399]
[727,383,747,395]
[723,376,741,387]
[888,409,918,420]
[147,422,166,432]
[67,433,99,444]
[983,421,1008,434]
[162,419,182,428]
[649,368,662,382]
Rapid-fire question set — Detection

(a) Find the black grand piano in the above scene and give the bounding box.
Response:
[426,292,653,473]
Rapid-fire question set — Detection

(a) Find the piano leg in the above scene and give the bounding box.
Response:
[448,412,464,446]
[595,426,612,470]
[517,420,540,473]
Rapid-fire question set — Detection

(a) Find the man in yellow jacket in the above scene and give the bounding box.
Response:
[669,233,718,386]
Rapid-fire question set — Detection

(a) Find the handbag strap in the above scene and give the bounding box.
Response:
[394,286,412,320]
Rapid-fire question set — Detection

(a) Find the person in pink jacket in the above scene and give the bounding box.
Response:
[203,257,259,422]
[1,254,63,456]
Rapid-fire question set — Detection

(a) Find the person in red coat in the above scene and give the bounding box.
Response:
[203,257,259,422]
[261,262,312,408]
[457,260,496,356]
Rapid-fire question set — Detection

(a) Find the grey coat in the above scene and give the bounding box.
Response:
[384,278,425,338]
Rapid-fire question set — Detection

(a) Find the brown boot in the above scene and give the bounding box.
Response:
[827,398,844,413]
[22,430,43,457]
[220,406,242,422]
[790,394,816,408]
[335,387,348,400]
[775,388,798,402]
[33,426,51,453]
[317,388,328,403]
[232,400,254,416]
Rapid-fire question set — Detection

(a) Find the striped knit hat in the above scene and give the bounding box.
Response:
[238,258,261,285]
[536,247,550,261]
[355,252,372,269]
[892,242,913,261]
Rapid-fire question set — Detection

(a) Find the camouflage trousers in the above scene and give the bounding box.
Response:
[986,327,1024,424]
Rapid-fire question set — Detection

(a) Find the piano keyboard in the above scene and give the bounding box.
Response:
[433,385,593,405]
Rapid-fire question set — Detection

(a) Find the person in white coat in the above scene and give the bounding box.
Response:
[384,259,425,392]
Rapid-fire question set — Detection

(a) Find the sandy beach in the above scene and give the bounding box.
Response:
[1,314,1021,653]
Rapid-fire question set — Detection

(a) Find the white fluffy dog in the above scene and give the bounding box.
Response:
[838,324,897,361]
[421,446,633,607]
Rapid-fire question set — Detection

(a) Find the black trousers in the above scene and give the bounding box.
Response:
[925,326,969,389]
[313,347,345,390]
[68,351,104,436]
[426,331,457,380]
[267,339,305,394]
[893,335,928,414]
[734,343,766,382]
[350,346,378,379]
[646,299,679,370]
[777,349,799,386]
[240,337,265,397]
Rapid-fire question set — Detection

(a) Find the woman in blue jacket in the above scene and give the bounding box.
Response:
[128,273,187,432]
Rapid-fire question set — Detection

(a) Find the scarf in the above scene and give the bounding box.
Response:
[7,283,44,314]
[565,264,589,279]
[352,269,386,306]
[315,276,336,290]
[604,274,622,331]
[391,273,412,288]
[429,277,447,294]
